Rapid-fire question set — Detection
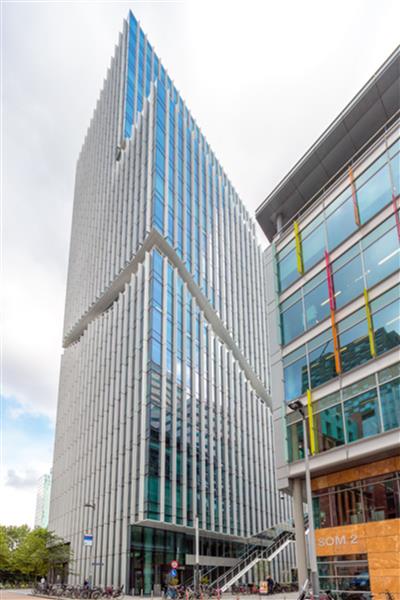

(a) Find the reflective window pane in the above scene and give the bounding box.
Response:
[315,403,345,453]
[287,421,304,462]
[333,253,364,309]
[302,223,325,271]
[363,478,400,522]
[309,339,336,389]
[281,299,305,344]
[333,486,364,525]
[304,279,330,329]
[313,493,333,528]
[379,377,400,431]
[326,195,358,250]
[363,225,400,289]
[339,319,371,373]
[277,248,298,292]
[373,300,400,356]
[283,353,309,402]
[357,164,392,224]
[344,389,381,442]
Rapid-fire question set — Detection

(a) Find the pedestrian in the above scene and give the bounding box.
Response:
[267,576,274,595]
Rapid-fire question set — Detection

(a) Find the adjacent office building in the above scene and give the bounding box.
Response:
[256,49,400,600]
[49,12,294,594]
[35,473,52,528]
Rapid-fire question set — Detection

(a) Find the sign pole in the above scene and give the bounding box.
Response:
[195,515,200,597]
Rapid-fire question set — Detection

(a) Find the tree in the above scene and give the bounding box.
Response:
[0,526,71,583]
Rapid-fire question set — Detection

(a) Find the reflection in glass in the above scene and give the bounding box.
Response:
[357,164,392,224]
[302,223,325,271]
[309,339,336,389]
[379,377,400,431]
[364,226,400,289]
[278,248,298,292]
[287,421,304,462]
[339,320,371,373]
[363,478,400,522]
[344,389,381,442]
[283,353,309,402]
[315,404,345,453]
[326,195,357,250]
[333,485,364,526]
[333,253,364,309]
[373,300,400,356]
[281,299,305,344]
[304,279,330,329]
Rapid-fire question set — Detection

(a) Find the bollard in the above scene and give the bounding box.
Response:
[141,589,144,597]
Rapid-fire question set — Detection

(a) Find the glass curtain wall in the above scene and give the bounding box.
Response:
[276,137,400,294]
[282,284,400,402]
[286,363,400,461]
[280,214,399,346]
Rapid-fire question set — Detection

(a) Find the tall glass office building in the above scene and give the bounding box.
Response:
[256,49,400,600]
[49,12,293,593]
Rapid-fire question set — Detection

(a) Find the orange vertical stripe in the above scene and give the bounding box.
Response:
[330,309,341,374]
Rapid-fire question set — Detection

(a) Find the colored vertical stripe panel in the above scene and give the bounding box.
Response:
[364,288,376,358]
[348,165,361,226]
[324,250,336,311]
[307,389,316,455]
[392,194,400,242]
[330,309,342,374]
[294,221,303,274]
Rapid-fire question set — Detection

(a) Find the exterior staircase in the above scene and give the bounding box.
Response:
[209,526,295,592]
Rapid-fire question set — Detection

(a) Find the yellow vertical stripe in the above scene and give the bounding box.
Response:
[364,288,376,357]
[307,389,316,455]
[294,221,303,274]
[330,309,342,374]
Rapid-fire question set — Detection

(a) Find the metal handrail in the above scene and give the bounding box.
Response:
[210,529,294,590]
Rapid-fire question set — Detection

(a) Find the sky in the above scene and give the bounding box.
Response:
[1,0,399,527]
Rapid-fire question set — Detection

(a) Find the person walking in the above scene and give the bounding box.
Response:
[267,576,274,595]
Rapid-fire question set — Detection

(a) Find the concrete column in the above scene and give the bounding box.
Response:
[292,478,308,587]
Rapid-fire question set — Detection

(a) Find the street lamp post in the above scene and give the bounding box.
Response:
[194,515,200,598]
[84,503,95,587]
[288,400,320,600]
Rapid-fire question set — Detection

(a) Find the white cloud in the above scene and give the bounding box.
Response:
[5,468,41,489]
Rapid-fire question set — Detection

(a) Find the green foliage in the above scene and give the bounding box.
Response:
[0,525,71,583]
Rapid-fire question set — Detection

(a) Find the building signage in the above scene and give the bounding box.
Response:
[83,534,93,546]
[315,525,367,556]
[318,534,358,547]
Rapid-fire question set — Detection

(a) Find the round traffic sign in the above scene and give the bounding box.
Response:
[171,560,179,569]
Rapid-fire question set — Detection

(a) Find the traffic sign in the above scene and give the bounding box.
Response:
[170,569,177,578]
[171,560,179,569]
[83,534,93,546]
